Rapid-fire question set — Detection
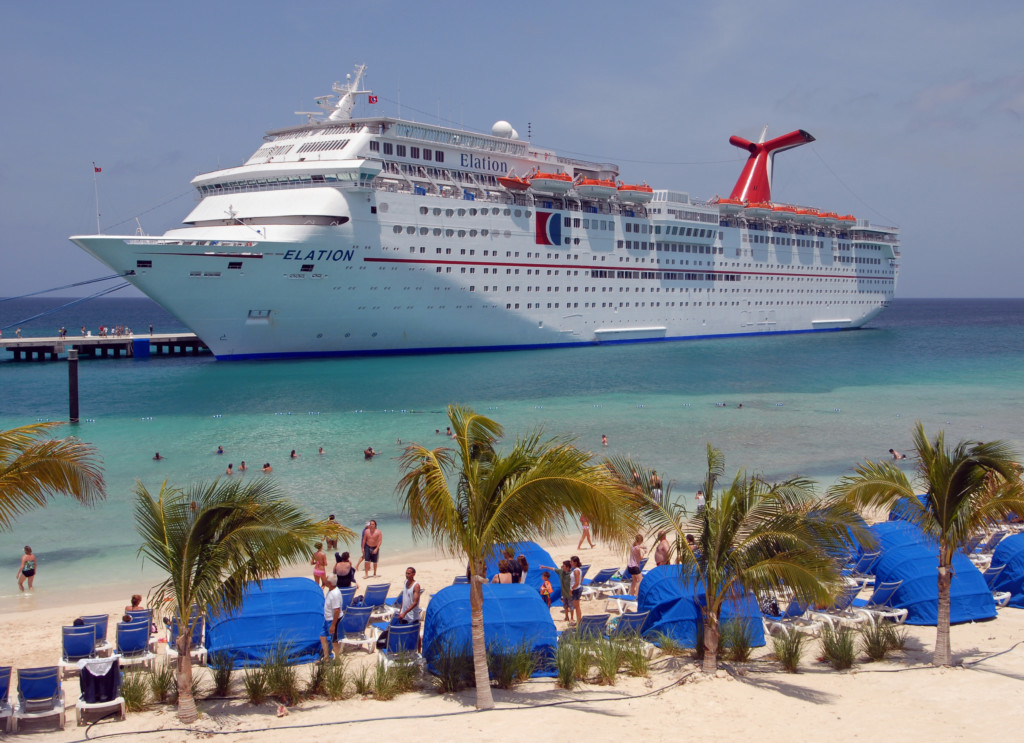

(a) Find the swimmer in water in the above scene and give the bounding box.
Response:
[889,449,907,460]
[226,463,234,475]
[262,462,273,472]
[153,452,163,460]
[290,450,299,459]
[217,445,224,455]
[239,461,247,471]
[601,434,608,447]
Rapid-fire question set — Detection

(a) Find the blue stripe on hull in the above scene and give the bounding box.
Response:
[214,326,850,361]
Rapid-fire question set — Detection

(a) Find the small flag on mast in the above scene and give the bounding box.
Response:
[93,163,102,173]
[368,95,378,104]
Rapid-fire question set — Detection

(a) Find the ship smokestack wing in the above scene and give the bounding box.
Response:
[727,129,815,203]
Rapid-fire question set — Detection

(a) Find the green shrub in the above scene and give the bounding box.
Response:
[722,619,755,662]
[121,671,150,712]
[487,642,539,689]
[819,624,856,670]
[170,666,205,704]
[771,631,806,673]
[305,658,327,697]
[373,662,402,700]
[352,665,374,696]
[427,639,474,693]
[209,652,235,697]
[648,631,689,657]
[859,618,907,661]
[554,635,590,690]
[591,639,625,686]
[148,665,174,704]
[322,658,349,700]
[242,667,269,705]
[622,638,651,677]
[260,642,301,706]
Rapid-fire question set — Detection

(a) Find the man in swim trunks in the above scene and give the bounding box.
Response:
[17,545,36,592]
[361,519,382,578]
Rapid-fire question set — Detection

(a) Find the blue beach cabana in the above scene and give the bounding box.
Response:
[485,541,558,604]
[989,533,1024,608]
[870,521,995,625]
[637,565,765,648]
[205,577,324,667]
[422,583,557,678]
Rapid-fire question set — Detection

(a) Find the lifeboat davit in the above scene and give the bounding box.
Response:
[575,178,617,199]
[529,172,573,194]
[497,175,531,191]
[716,197,745,215]
[616,182,654,203]
[744,202,773,219]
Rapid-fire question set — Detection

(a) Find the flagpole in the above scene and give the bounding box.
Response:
[92,162,101,234]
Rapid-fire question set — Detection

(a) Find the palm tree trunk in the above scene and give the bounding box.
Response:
[934,547,953,667]
[175,645,198,723]
[469,567,494,709]
[701,611,720,674]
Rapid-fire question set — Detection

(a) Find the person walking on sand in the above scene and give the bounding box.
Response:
[627,534,646,595]
[577,514,595,549]
[325,514,338,550]
[361,519,382,578]
[654,531,671,566]
[311,542,328,590]
[17,546,36,592]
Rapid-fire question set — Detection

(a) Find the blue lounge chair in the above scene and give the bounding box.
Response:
[79,614,111,653]
[763,600,823,638]
[808,583,868,629]
[338,605,376,654]
[115,622,156,672]
[377,621,422,670]
[124,609,158,649]
[983,564,1012,608]
[76,657,124,726]
[842,551,880,587]
[358,583,394,620]
[59,626,97,679]
[451,575,469,585]
[851,580,908,624]
[970,531,1007,567]
[581,568,626,600]
[12,666,64,732]
[338,586,357,613]
[605,610,649,640]
[166,616,207,666]
[575,612,610,640]
[0,666,12,733]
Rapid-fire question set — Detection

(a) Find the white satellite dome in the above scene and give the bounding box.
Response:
[491,120,519,139]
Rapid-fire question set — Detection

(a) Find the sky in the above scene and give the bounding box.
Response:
[1,0,1022,299]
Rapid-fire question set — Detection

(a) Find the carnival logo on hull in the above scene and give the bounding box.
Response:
[535,212,562,246]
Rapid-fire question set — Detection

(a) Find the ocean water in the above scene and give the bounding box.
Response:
[2,296,1024,610]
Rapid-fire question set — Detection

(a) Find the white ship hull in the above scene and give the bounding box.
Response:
[70,74,899,360]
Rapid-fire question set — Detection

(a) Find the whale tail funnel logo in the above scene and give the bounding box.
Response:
[727,128,815,203]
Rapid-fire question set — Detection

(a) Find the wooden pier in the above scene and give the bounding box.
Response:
[1,333,211,361]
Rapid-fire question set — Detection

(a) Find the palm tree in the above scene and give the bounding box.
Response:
[619,445,866,673]
[134,477,340,723]
[0,422,105,530]
[396,404,642,709]
[830,422,1024,666]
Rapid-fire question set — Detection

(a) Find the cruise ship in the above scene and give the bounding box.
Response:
[71,66,900,360]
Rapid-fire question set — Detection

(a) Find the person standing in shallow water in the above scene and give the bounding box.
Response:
[17,546,36,592]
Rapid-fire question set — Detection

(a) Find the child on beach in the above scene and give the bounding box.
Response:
[539,571,554,608]
[539,559,574,623]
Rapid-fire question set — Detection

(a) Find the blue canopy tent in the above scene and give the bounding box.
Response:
[422,583,557,678]
[990,533,1024,608]
[485,541,558,605]
[206,578,324,667]
[637,565,765,648]
[887,495,931,522]
[870,521,995,625]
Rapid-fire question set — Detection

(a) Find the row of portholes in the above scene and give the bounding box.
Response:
[393,225,514,238]
[416,205,531,219]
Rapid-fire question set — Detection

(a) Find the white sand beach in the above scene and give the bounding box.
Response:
[3,536,1023,741]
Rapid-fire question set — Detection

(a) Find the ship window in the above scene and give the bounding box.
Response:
[393,225,402,234]
[383,142,393,155]
[458,209,466,217]
[396,144,406,157]
[369,140,380,152]
[446,209,454,217]
[136,259,153,268]
[406,226,415,234]
[301,264,314,272]
[228,261,242,270]
[514,209,522,217]
[433,228,442,236]
[420,207,428,215]
[420,227,428,235]
[436,151,444,163]
[423,149,432,161]
[411,146,420,158]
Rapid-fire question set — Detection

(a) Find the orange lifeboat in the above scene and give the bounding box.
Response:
[744,202,773,218]
[838,214,857,229]
[716,197,745,215]
[575,177,617,199]
[794,207,820,223]
[616,182,654,204]
[772,204,798,219]
[819,211,840,227]
[529,171,573,194]
[497,174,531,191]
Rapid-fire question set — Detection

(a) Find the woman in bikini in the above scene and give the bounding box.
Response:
[311,542,328,590]
[17,546,36,592]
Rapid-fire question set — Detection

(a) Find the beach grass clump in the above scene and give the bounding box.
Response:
[209,652,235,697]
[859,618,907,661]
[622,638,651,677]
[120,671,150,712]
[352,665,374,696]
[148,665,174,704]
[648,631,690,657]
[242,667,269,705]
[171,666,205,703]
[554,635,591,690]
[771,630,807,673]
[428,639,474,693]
[591,639,625,686]
[819,624,856,670]
[321,658,350,700]
[305,658,327,697]
[260,642,301,706]
[372,659,419,700]
[722,619,755,662]
[488,642,539,689]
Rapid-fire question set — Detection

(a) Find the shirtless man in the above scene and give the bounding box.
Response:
[361,520,382,578]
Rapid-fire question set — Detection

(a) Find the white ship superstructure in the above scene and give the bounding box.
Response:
[72,67,900,360]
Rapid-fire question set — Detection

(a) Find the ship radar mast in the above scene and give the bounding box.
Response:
[297,65,373,123]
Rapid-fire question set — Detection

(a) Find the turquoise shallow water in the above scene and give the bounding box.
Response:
[2,297,1024,609]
